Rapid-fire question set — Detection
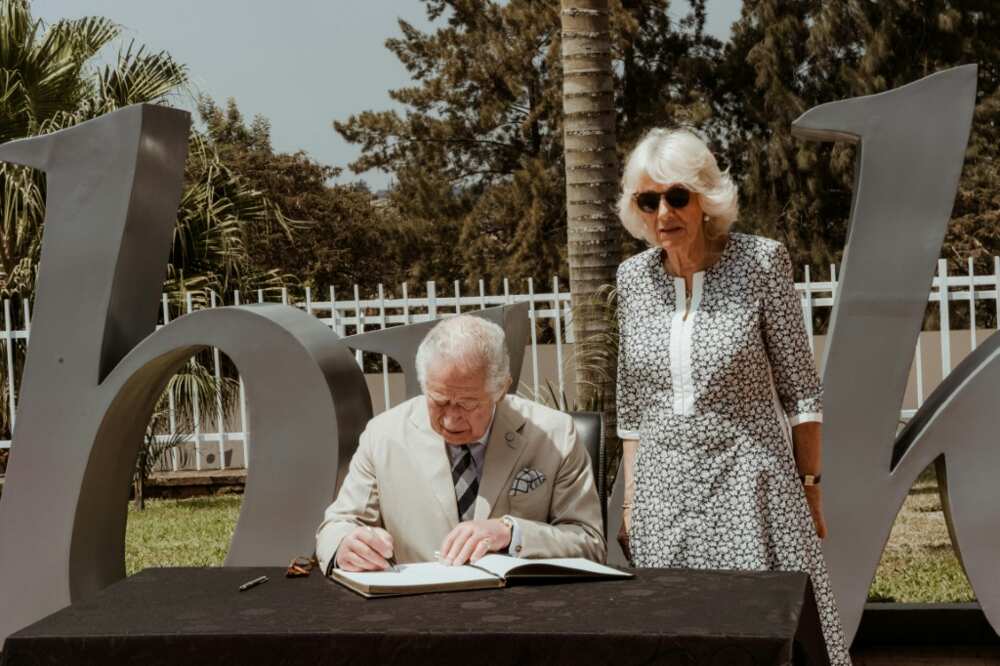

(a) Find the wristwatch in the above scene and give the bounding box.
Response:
[499,515,515,534]
[799,473,822,486]
[499,515,516,551]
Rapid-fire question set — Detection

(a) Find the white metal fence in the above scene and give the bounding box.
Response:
[1,258,999,471]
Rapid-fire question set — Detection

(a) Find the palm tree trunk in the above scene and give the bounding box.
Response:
[560,0,620,456]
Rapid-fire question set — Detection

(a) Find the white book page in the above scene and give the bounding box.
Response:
[473,555,632,579]
[334,562,499,589]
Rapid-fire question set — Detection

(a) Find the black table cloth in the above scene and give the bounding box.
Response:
[1,567,829,665]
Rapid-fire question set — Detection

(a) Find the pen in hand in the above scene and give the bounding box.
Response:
[238,575,269,592]
[365,526,399,572]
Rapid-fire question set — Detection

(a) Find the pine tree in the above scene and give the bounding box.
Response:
[812,1,1000,281]
[334,0,720,290]
[726,0,1000,283]
[720,0,856,272]
[199,97,410,294]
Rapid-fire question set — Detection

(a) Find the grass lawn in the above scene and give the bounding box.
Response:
[124,470,975,602]
[868,468,974,603]
[125,495,242,576]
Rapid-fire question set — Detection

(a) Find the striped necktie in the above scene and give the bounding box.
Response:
[451,445,479,522]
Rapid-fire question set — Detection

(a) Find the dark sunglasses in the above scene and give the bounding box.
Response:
[633,187,691,214]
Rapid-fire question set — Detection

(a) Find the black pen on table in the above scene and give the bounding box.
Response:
[238,575,269,592]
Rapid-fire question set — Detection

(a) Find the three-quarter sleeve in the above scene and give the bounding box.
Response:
[761,243,823,425]
[616,265,643,440]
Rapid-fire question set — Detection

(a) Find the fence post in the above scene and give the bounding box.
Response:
[378,283,390,409]
[184,292,202,471]
[427,281,437,322]
[162,294,179,471]
[995,256,1000,332]
[21,298,31,336]
[803,265,814,353]
[553,276,565,410]
[233,290,250,468]
[3,299,16,434]
[209,291,227,470]
[401,283,411,325]
[353,284,364,369]
[915,335,924,407]
[527,278,540,401]
[331,286,345,338]
[968,257,977,351]
[454,279,462,315]
[938,259,951,378]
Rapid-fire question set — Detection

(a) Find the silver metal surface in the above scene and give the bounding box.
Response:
[791,65,979,642]
[0,105,373,647]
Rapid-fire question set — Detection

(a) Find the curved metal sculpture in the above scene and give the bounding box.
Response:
[791,64,980,642]
[0,105,373,646]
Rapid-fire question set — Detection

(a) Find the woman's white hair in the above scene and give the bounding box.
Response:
[617,128,739,245]
[415,315,511,399]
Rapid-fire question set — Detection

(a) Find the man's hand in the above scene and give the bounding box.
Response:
[439,519,512,566]
[335,526,395,572]
[803,485,828,539]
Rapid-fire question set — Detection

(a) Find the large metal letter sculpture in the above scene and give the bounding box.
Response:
[0,104,373,646]
[791,65,986,642]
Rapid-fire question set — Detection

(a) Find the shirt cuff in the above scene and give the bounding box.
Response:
[788,412,823,426]
[506,516,523,557]
[617,428,640,440]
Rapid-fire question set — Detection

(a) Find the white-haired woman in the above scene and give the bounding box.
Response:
[615,128,851,664]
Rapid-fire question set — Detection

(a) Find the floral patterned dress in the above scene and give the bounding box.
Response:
[616,233,851,665]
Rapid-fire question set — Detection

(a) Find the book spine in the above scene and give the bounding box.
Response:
[466,563,505,583]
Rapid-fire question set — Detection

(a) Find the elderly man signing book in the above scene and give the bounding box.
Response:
[316,315,606,576]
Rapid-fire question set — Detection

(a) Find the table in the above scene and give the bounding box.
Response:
[1,567,829,665]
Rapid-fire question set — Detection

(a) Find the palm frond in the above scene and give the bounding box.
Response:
[62,16,120,62]
[96,41,187,109]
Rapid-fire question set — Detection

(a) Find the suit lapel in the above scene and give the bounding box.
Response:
[405,399,460,528]
[475,397,528,520]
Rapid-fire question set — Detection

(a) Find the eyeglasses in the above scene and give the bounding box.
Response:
[285,555,317,578]
[633,187,691,214]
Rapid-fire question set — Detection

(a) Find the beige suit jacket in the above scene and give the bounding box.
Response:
[315,394,605,573]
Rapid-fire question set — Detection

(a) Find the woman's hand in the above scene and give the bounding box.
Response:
[790,422,826,539]
[619,439,638,562]
[617,506,632,561]
[803,484,827,539]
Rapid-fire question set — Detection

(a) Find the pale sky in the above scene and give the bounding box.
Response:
[33,0,742,190]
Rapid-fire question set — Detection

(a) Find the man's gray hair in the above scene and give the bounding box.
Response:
[617,127,739,245]
[415,315,511,399]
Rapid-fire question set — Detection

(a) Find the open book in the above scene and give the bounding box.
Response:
[328,554,632,598]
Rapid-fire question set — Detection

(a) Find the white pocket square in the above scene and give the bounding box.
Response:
[509,468,546,496]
